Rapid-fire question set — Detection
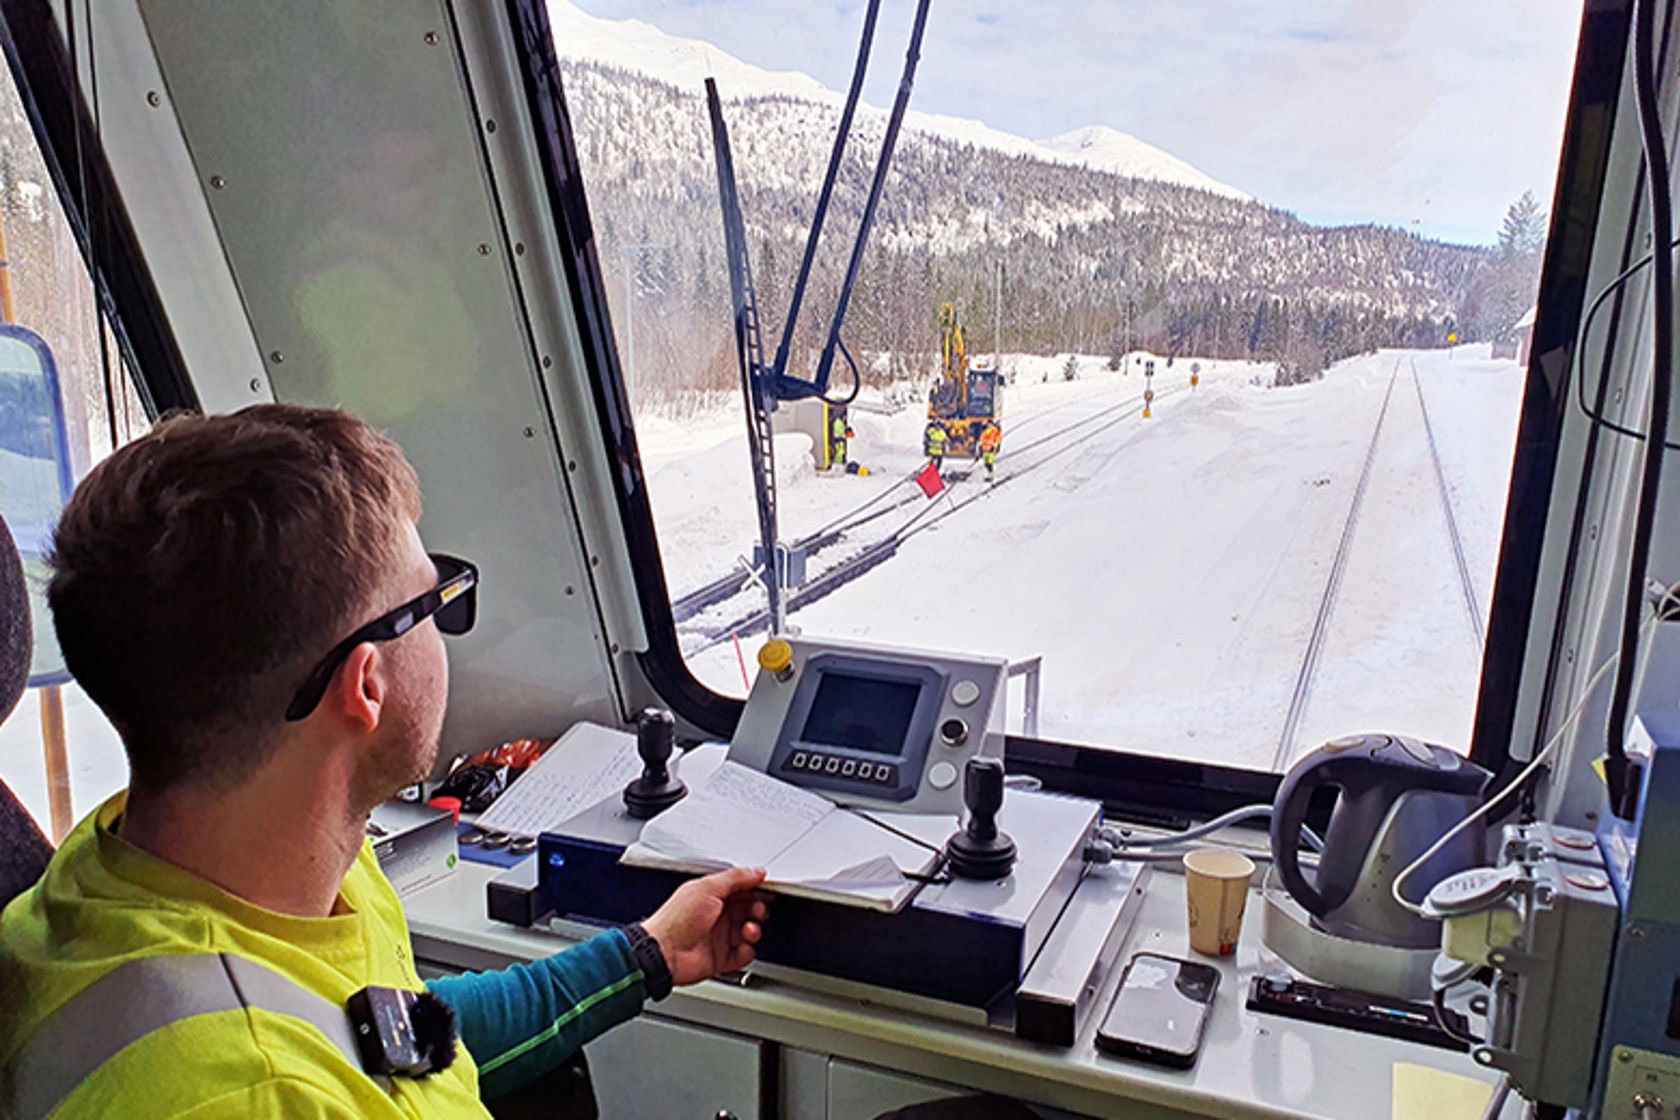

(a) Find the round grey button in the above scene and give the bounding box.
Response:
[928,761,959,790]
[951,680,981,708]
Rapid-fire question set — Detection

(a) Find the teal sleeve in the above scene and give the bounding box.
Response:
[426,929,646,1100]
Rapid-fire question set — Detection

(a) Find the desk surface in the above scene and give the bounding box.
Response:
[404,859,1513,1120]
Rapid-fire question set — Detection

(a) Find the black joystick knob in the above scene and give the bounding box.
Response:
[623,708,688,819]
[944,757,1017,880]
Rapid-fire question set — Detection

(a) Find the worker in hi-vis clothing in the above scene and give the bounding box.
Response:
[979,421,1002,482]
[830,410,851,469]
[926,423,948,474]
[0,405,769,1119]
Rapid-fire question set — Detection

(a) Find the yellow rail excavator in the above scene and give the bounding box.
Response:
[925,303,1001,458]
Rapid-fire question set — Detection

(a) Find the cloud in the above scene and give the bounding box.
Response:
[570,0,1581,244]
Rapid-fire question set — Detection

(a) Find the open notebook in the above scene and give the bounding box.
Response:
[620,761,944,913]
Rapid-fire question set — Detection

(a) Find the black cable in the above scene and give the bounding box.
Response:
[769,0,881,386]
[846,807,944,854]
[1432,986,1484,1048]
[810,0,933,396]
[820,335,862,407]
[1604,0,1675,815]
[1573,236,1680,446]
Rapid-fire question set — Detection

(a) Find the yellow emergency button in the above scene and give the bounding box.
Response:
[758,639,794,680]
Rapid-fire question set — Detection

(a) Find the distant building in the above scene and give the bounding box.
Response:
[1513,306,1537,365]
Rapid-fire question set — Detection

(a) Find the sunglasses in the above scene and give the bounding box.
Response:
[285,553,479,722]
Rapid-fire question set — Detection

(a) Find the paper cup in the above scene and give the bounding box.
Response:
[1184,848,1256,957]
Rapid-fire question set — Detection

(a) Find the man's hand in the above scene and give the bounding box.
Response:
[640,867,770,986]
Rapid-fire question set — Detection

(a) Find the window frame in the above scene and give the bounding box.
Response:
[0,0,195,418]
[7,0,1630,821]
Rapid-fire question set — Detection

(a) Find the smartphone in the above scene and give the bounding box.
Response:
[1094,952,1220,1069]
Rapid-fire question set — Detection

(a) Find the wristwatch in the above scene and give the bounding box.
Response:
[623,922,673,1001]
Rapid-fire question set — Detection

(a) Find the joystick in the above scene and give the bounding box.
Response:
[623,708,687,819]
[944,757,1016,880]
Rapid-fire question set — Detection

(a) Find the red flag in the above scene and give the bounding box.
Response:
[915,461,945,499]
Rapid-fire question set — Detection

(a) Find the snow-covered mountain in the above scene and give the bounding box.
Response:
[543,1,1495,401]
[545,0,1249,201]
[1039,126,1248,201]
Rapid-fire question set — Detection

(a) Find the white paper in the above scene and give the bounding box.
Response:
[473,722,644,837]
[622,761,939,910]
[634,761,830,869]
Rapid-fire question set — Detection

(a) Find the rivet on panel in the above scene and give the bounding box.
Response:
[542,355,553,369]
[568,460,578,472]
[515,242,526,256]
[249,378,262,392]
[565,586,575,596]
[591,556,600,568]
[610,643,620,655]
[146,90,161,108]
[269,351,284,364]
[477,243,492,256]
[523,427,535,438]
[210,175,226,190]
[424,31,439,45]
[485,119,497,133]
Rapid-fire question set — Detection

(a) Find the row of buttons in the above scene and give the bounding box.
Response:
[788,752,897,785]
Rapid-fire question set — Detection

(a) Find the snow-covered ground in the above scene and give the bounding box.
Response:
[649,344,1524,771]
[0,345,1523,830]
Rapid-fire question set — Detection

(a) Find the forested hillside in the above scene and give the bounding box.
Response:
[562,60,1524,398]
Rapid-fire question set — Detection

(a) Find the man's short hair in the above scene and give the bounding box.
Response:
[49,405,422,793]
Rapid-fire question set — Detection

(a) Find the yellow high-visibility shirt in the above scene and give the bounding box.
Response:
[0,793,488,1119]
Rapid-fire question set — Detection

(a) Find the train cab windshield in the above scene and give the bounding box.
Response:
[0,0,1610,830]
[3,3,1678,1119]
[554,0,1585,792]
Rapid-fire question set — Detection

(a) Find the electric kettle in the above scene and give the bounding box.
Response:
[1271,733,1491,949]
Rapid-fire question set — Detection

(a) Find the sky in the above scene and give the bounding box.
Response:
[570,0,1584,247]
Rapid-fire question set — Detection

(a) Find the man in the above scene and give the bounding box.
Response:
[978,421,1002,482]
[829,409,851,470]
[925,422,947,475]
[0,405,767,1118]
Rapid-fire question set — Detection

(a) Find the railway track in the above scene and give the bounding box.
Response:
[1272,360,1401,769]
[1410,357,1484,649]
[688,380,1186,649]
[1271,358,1485,767]
[671,374,1188,626]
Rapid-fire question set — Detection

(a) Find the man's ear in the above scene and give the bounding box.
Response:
[324,643,385,733]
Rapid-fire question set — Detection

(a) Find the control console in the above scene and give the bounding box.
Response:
[729,635,1008,814]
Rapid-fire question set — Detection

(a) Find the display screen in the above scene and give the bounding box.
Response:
[800,673,921,755]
